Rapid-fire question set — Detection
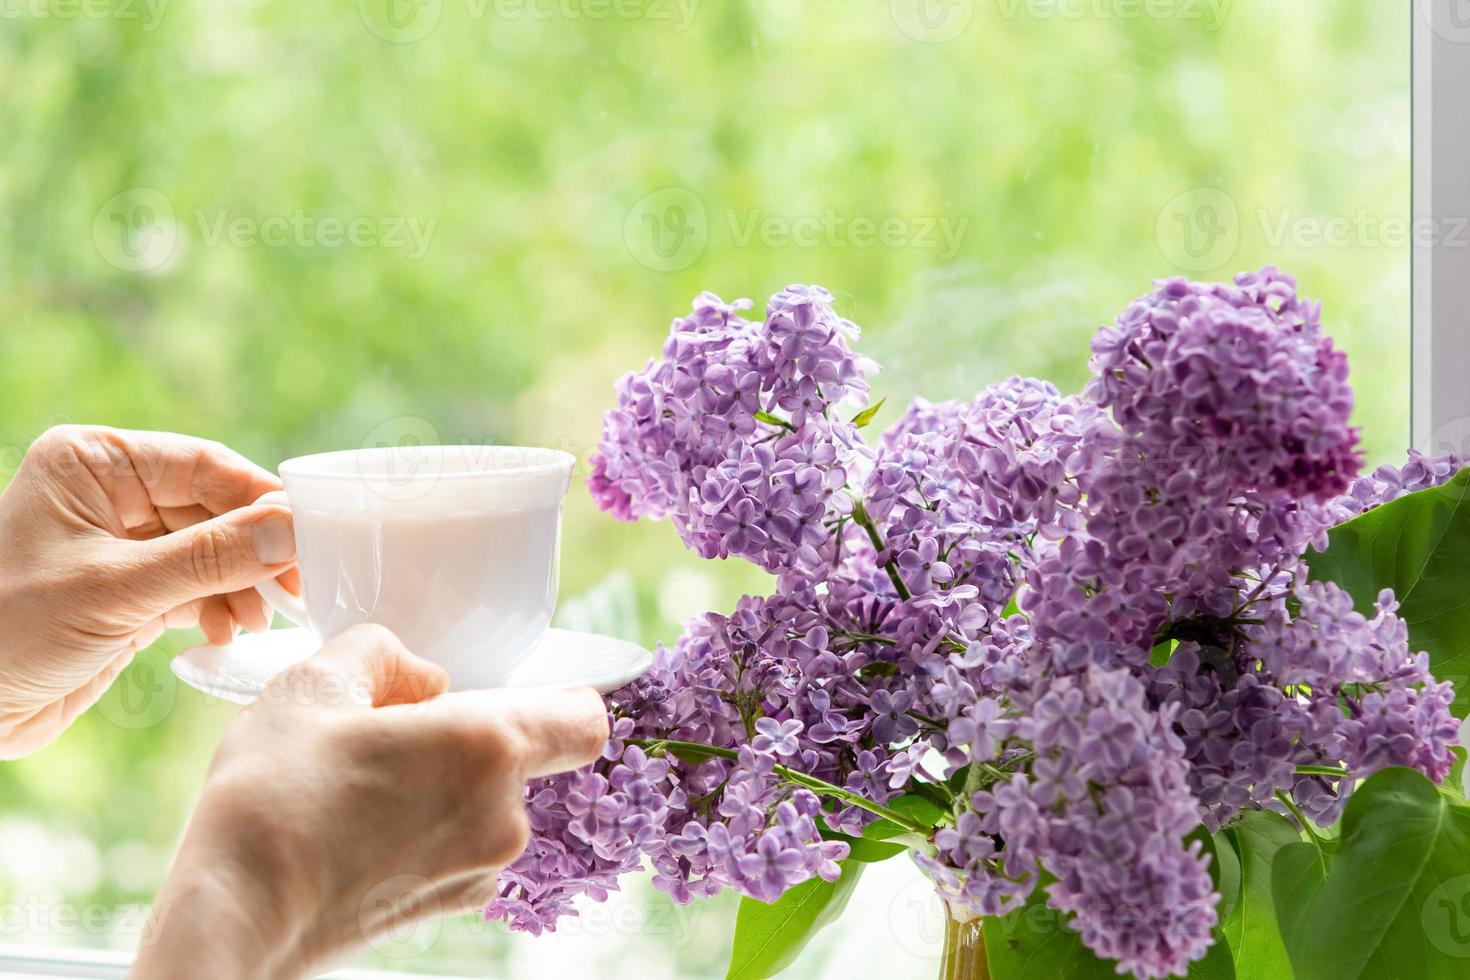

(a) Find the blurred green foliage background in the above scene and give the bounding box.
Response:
[0,0,1410,976]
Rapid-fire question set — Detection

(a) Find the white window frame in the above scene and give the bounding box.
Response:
[0,944,488,980]
[1413,0,1470,451]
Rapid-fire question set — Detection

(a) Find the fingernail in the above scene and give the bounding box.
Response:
[251,512,296,565]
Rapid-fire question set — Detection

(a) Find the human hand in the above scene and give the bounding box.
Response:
[0,425,298,758]
[131,625,608,980]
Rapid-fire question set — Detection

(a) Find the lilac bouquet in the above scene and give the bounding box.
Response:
[487,271,1468,979]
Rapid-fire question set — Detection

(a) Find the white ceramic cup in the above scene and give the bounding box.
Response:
[253,444,575,690]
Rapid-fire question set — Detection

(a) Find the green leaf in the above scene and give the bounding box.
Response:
[1150,637,1179,667]
[1185,829,1241,980]
[857,793,946,852]
[850,397,886,428]
[754,410,792,430]
[1307,468,1470,715]
[1450,746,1469,805]
[818,822,906,863]
[1271,842,1328,968]
[1271,767,1470,980]
[1218,810,1297,978]
[913,776,959,810]
[726,861,864,980]
[984,883,1122,980]
[819,786,949,863]
[1209,824,1243,922]
[1186,935,1238,980]
[819,828,902,863]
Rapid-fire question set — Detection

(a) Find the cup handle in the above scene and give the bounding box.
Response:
[251,490,309,627]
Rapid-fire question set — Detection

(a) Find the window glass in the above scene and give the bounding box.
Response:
[0,2,1408,975]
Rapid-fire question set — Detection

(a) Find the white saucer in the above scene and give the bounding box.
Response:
[172,627,655,705]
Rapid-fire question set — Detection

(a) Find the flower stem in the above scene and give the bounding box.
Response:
[631,738,935,836]
[1275,791,1330,848]
[913,779,958,808]
[841,630,898,646]
[754,410,796,433]
[1295,764,1350,778]
[850,500,912,601]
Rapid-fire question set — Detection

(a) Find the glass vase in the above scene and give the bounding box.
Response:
[940,914,989,980]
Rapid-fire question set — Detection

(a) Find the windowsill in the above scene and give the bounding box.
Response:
[0,946,489,980]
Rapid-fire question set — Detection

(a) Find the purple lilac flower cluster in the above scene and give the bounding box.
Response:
[979,669,1217,969]
[1322,448,1468,524]
[1148,579,1459,830]
[490,271,1460,980]
[1088,269,1361,501]
[588,286,872,576]
[1020,270,1364,674]
[492,591,850,929]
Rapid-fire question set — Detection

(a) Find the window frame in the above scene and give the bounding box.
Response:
[0,944,484,980]
[1412,0,1470,451]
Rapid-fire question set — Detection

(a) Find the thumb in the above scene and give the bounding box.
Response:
[409,686,610,778]
[270,624,450,709]
[118,504,297,614]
